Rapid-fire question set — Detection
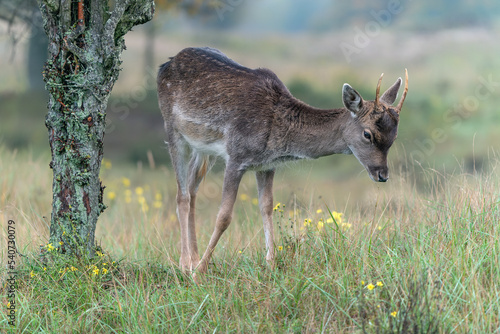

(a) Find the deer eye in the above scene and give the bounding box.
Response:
[363,130,372,141]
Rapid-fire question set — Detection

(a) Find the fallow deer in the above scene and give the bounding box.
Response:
[157,47,408,279]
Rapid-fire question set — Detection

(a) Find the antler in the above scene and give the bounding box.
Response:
[396,69,408,112]
[374,73,384,107]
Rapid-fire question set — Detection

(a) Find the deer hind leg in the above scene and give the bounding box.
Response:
[166,132,193,272]
[186,153,216,270]
[195,162,244,277]
[256,169,276,268]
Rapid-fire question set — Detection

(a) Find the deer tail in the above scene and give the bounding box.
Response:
[197,156,210,180]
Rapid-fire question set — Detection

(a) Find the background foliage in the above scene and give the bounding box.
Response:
[1,0,500,173]
[1,0,500,332]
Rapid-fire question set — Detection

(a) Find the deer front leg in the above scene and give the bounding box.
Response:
[195,163,244,279]
[256,169,276,268]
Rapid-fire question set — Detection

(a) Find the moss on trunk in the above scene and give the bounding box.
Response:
[39,0,154,256]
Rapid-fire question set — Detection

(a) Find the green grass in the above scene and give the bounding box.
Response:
[1,145,500,333]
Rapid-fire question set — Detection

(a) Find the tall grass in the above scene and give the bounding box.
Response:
[1,145,500,333]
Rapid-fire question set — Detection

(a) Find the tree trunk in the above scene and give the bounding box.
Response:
[39,0,154,256]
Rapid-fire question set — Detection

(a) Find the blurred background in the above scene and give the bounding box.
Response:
[1,0,500,183]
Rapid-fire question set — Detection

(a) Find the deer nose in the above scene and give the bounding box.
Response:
[378,171,389,182]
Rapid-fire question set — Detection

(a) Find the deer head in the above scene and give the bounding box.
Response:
[342,70,408,182]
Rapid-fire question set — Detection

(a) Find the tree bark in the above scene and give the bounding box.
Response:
[39,0,154,256]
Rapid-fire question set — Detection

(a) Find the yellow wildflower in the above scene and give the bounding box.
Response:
[122,177,131,187]
[92,267,99,275]
[317,221,324,229]
[252,198,259,205]
[378,226,382,230]
[70,266,78,271]
[47,243,55,252]
[30,270,35,278]
[273,203,281,211]
[316,209,323,214]
[155,192,162,201]
[278,246,283,251]
[326,218,334,223]
[367,283,375,290]
[377,281,384,287]
[330,211,343,224]
[138,196,146,204]
[107,191,116,200]
[153,201,162,208]
[135,187,144,196]
[304,218,312,227]
[391,311,398,317]
[239,193,249,201]
[96,251,104,257]
[59,241,64,245]
[101,268,108,275]
[361,280,365,285]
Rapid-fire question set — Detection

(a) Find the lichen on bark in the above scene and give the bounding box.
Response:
[39,0,154,257]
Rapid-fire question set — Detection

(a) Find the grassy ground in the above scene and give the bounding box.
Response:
[2,12,500,333]
[1,145,500,333]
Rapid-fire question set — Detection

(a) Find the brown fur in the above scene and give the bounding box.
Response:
[197,157,209,180]
[157,47,408,279]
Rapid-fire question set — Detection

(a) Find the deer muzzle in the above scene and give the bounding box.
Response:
[368,166,389,182]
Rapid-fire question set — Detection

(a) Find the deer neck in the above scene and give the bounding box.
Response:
[279,96,352,159]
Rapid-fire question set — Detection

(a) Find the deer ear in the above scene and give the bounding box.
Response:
[380,78,402,105]
[342,84,363,115]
